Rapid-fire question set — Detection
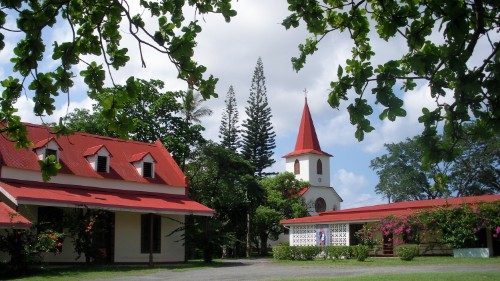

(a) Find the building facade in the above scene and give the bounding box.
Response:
[0,123,213,263]
[282,195,500,256]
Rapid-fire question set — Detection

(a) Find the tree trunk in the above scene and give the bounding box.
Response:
[246,210,251,258]
[259,232,268,256]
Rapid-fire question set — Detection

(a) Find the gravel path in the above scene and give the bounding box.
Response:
[95,258,500,281]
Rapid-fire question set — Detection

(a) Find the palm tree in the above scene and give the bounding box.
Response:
[181,90,213,124]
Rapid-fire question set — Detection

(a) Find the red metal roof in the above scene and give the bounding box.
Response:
[0,202,32,229]
[0,123,185,187]
[281,194,500,225]
[0,181,214,215]
[283,98,332,158]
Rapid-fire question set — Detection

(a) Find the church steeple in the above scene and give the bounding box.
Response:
[284,98,331,158]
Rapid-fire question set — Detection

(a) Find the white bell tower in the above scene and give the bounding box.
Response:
[283,97,342,214]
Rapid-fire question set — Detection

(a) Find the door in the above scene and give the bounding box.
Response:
[383,233,393,255]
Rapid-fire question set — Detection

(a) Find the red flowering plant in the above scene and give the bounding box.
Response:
[477,202,500,239]
[65,208,111,264]
[356,222,382,248]
[379,215,420,246]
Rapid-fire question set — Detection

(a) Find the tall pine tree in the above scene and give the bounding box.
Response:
[241,57,276,176]
[219,85,240,151]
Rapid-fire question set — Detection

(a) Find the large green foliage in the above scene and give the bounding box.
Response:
[254,172,308,255]
[371,124,499,202]
[241,58,276,175]
[284,0,499,165]
[186,142,262,258]
[0,0,236,149]
[64,79,206,168]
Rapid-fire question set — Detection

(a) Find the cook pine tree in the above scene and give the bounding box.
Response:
[241,58,276,176]
[219,85,240,151]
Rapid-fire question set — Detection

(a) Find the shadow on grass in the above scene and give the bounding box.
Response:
[1,260,246,280]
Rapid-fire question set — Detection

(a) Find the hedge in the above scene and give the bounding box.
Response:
[272,245,368,261]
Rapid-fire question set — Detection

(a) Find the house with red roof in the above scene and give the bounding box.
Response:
[0,123,213,263]
[281,194,500,256]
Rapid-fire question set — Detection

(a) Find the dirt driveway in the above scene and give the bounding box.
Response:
[95,258,500,281]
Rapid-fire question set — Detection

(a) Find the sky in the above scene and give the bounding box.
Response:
[2,1,489,209]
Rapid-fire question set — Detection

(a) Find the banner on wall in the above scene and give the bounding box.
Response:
[316,224,330,246]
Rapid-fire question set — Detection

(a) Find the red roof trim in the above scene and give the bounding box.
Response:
[283,98,331,158]
[0,202,32,229]
[281,195,500,225]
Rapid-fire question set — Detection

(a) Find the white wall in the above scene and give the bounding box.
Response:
[303,187,341,215]
[285,154,331,187]
[114,212,185,263]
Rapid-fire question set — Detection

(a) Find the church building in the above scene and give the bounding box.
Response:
[283,98,342,215]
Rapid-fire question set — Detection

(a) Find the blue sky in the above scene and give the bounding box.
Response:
[3,1,492,208]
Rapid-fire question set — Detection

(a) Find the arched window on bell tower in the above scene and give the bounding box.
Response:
[294,159,300,175]
[317,159,323,175]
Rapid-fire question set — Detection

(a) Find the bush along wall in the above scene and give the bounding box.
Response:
[272,245,369,261]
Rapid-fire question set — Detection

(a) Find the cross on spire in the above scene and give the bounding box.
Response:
[303,88,308,101]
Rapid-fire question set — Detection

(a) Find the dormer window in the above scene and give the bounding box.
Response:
[83,145,112,173]
[45,148,58,160]
[97,156,108,173]
[33,138,62,162]
[130,152,156,179]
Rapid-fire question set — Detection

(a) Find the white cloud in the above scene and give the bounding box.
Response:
[332,168,383,208]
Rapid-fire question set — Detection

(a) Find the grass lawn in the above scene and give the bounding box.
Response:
[2,261,224,281]
[274,256,500,267]
[275,272,500,281]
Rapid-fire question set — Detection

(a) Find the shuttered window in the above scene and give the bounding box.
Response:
[143,162,153,178]
[97,156,108,173]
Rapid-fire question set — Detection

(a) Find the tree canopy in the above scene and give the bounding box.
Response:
[253,172,308,255]
[371,124,499,202]
[64,79,206,168]
[284,0,499,165]
[0,0,236,149]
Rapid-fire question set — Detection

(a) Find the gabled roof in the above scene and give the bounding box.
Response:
[130,152,156,163]
[82,144,113,157]
[32,137,62,150]
[0,202,32,229]
[0,123,185,187]
[281,194,500,225]
[283,98,332,158]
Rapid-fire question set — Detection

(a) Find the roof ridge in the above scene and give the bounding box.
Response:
[23,122,157,147]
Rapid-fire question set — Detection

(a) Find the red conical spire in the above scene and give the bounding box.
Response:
[283,98,332,158]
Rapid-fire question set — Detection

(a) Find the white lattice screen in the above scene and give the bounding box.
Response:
[330,223,349,246]
[290,225,316,246]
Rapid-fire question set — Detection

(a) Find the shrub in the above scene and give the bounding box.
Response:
[272,245,321,260]
[272,245,292,260]
[352,245,369,261]
[396,244,419,261]
[325,246,353,260]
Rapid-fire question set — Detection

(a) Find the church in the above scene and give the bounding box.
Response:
[283,98,342,215]
[281,98,500,256]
